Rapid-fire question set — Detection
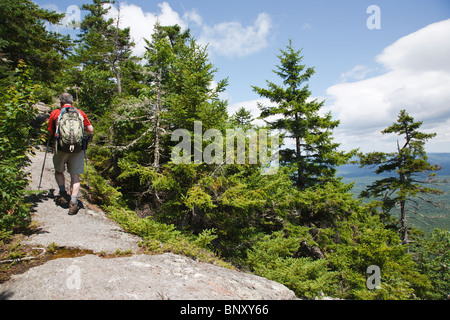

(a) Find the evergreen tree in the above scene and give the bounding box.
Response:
[91,24,229,210]
[71,0,141,114]
[0,0,72,97]
[167,35,228,132]
[230,107,254,130]
[358,110,443,244]
[3,1,448,301]
[143,23,180,169]
[144,24,190,87]
[252,40,352,189]
[74,0,115,67]
[147,25,228,167]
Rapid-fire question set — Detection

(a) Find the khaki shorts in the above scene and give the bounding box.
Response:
[53,151,85,175]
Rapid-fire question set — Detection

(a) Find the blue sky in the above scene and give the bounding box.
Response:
[35,0,450,153]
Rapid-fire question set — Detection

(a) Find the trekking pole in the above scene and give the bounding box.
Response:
[82,135,90,189]
[84,149,90,189]
[38,138,50,191]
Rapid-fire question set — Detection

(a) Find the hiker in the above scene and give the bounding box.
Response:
[47,93,94,215]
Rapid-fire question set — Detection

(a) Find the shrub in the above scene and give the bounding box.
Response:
[247,231,339,298]
[411,229,450,300]
[0,61,38,234]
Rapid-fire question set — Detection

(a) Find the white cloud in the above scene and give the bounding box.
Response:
[103,2,272,59]
[198,13,272,58]
[183,9,203,26]
[301,22,312,30]
[104,2,187,57]
[155,2,187,28]
[339,65,373,82]
[41,3,59,12]
[326,19,450,153]
[376,19,450,73]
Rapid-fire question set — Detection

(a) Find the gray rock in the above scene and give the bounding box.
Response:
[0,253,296,300]
[34,102,51,115]
[0,150,297,300]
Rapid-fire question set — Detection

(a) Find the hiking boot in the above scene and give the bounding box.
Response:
[68,201,79,215]
[55,192,69,206]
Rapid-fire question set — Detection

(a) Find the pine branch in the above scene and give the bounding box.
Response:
[114,126,154,152]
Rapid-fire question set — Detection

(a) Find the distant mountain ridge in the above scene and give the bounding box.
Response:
[338,153,450,233]
[338,153,450,178]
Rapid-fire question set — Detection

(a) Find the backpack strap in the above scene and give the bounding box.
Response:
[55,107,66,139]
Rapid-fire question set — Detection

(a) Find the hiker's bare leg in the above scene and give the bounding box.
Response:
[55,171,65,190]
[70,174,81,199]
[68,174,81,214]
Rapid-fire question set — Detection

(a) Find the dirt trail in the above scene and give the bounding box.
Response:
[0,150,296,300]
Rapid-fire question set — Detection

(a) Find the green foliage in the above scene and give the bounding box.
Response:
[411,229,450,299]
[84,164,232,268]
[116,160,296,257]
[252,40,354,189]
[85,165,125,208]
[247,231,338,298]
[328,214,427,300]
[243,181,430,300]
[107,206,181,243]
[0,61,39,233]
[4,4,445,299]
[78,65,116,116]
[75,0,118,67]
[0,0,72,85]
[53,25,450,299]
[288,181,359,228]
[166,38,228,132]
[358,109,443,244]
[144,23,180,86]
[143,24,229,137]
[192,228,218,250]
[105,200,232,268]
[230,107,254,130]
[69,0,143,116]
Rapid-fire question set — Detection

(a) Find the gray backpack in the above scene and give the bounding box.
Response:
[56,107,84,153]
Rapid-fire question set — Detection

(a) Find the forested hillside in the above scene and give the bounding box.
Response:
[338,154,450,234]
[1,0,449,300]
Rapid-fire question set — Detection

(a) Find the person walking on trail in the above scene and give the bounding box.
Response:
[47,93,94,215]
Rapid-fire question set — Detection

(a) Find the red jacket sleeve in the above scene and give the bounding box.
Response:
[47,109,60,134]
[78,109,92,127]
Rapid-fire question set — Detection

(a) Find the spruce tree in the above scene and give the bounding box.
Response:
[358,109,443,244]
[167,36,228,132]
[252,40,351,189]
[0,0,71,87]
[75,0,115,67]
[71,0,140,114]
[97,24,229,210]
[143,24,181,169]
[230,107,254,129]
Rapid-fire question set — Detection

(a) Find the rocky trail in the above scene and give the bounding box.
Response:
[0,149,296,300]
